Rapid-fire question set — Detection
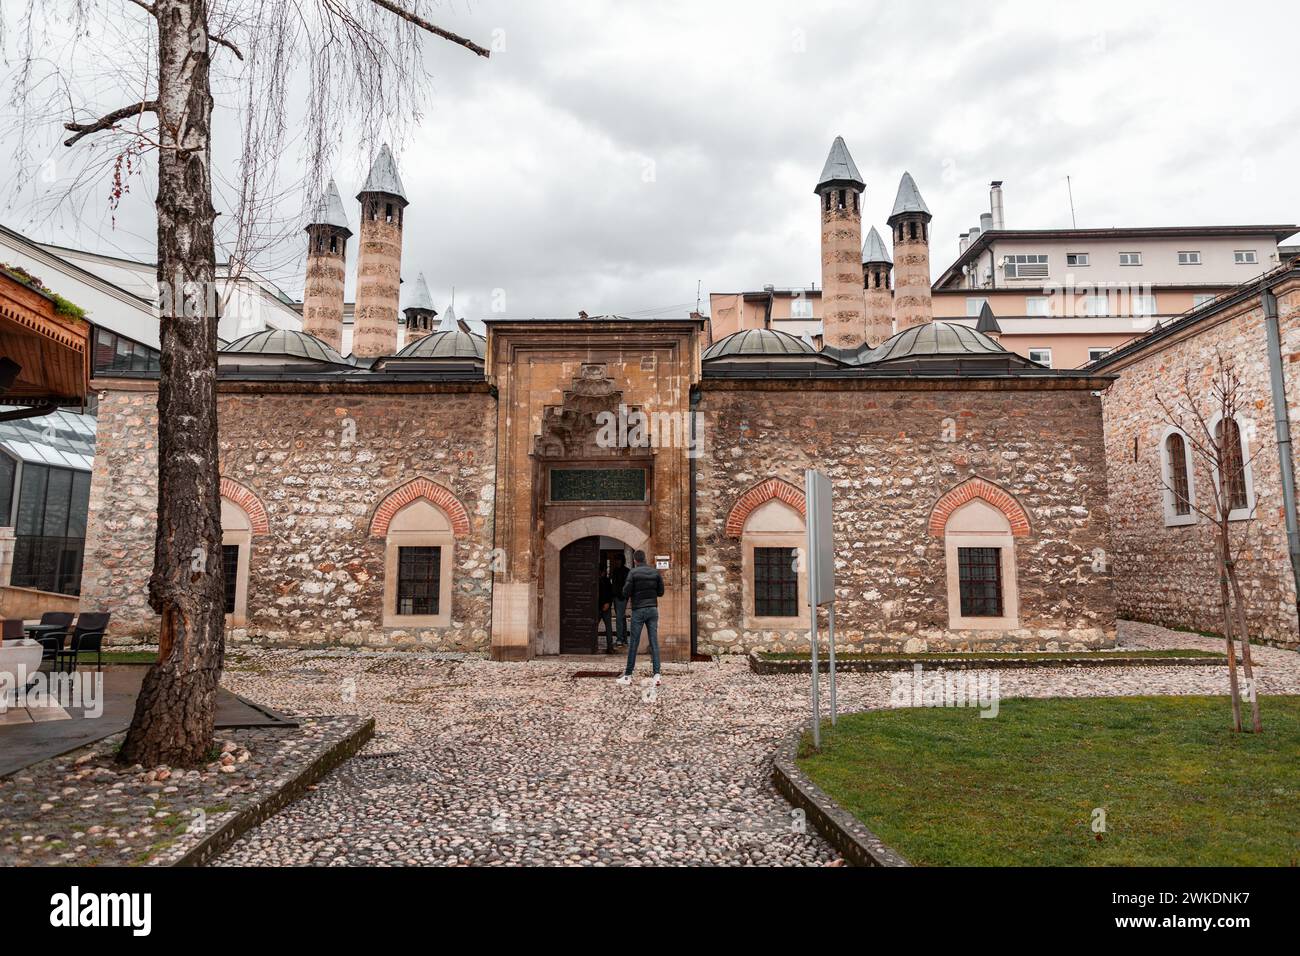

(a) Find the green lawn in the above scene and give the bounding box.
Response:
[798,696,1300,866]
[77,650,158,664]
[762,649,1223,661]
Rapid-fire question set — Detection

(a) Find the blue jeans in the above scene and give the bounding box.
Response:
[613,597,629,644]
[624,606,660,676]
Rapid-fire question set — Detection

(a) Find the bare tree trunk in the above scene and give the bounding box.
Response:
[118,0,225,768]
[1226,561,1263,733]
[1217,551,1243,734]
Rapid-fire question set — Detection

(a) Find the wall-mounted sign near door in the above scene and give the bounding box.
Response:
[655,555,670,570]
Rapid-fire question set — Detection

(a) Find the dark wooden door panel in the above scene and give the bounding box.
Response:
[559,536,599,654]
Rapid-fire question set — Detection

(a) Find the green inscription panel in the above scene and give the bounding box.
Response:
[550,468,646,502]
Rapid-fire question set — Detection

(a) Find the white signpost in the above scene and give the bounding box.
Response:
[804,469,836,749]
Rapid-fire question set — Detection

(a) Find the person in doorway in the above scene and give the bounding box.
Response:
[597,567,615,654]
[609,553,630,647]
[616,550,664,686]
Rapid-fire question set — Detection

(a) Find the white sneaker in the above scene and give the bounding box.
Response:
[615,674,633,687]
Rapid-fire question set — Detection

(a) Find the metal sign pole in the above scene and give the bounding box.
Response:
[805,470,821,749]
[828,603,837,726]
[809,592,820,749]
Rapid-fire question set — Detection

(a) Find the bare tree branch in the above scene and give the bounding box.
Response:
[63,100,158,146]
[366,0,491,57]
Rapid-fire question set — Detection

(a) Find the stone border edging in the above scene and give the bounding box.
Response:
[171,716,375,867]
[749,650,1226,675]
[771,722,910,868]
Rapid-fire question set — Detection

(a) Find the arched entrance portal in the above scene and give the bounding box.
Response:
[543,516,648,656]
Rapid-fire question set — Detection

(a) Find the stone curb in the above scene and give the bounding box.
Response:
[771,722,910,868]
[749,650,1226,675]
[171,716,375,867]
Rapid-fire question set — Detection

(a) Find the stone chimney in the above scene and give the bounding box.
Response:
[861,226,894,347]
[402,271,437,344]
[352,144,408,357]
[301,180,351,351]
[888,172,934,332]
[815,136,867,350]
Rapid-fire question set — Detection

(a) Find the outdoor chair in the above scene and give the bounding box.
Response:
[39,611,75,628]
[66,612,112,672]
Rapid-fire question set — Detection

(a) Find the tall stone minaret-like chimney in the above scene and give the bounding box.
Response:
[402,272,437,345]
[353,144,408,357]
[301,180,351,351]
[861,226,894,347]
[888,172,934,332]
[815,137,867,350]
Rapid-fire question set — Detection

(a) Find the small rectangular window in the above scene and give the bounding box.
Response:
[1003,254,1048,279]
[754,547,798,618]
[1028,348,1053,367]
[1130,293,1157,316]
[1234,250,1258,265]
[1080,294,1110,317]
[1119,252,1142,266]
[1193,293,1216,308]
[222,544,240,615]
[397,546,441,616]
[1088,347,1110,363]
[1177,251,1202,265]
[789,298,814,318]
[966,297,989,316]
[1025,296,1051,317]
[1066,253,1090,267]
[958,547,1004,617]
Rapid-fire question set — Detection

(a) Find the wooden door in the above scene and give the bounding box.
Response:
[559,536,600,654]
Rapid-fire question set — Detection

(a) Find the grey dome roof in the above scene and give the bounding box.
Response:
[888,171,932,222]
[704,328,817,360]
[394,329,486,360]
[863,322,1008,364]
[221,328,351,365]
[815,136,864,193]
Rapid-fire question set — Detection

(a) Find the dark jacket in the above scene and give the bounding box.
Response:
[622,563,664,609]
[610,564,629,596]
[598,574,614,608]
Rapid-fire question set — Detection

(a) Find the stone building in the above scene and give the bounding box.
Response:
[80,140,1118,658]
[1094,261,1300,648]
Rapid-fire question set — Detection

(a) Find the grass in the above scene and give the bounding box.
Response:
[797,695,1300,866]
[76,650,158,664]
[761,649,1224,661]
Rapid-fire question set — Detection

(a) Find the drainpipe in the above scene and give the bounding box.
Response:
[1262,287,1300,624]
[689,385,700,659]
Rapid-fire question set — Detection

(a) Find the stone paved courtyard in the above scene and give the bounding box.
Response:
[213,622,1300,866]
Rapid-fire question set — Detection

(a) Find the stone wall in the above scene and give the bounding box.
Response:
[82,383,496,650]
[694,380,1116,654]
[1100,276,1300,648]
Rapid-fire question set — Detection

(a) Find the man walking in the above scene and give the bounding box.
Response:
[609,553,630,647]
[616,550,664,686]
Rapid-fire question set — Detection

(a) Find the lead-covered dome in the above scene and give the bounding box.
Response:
[862,322,1007,364]
[221,328,351,365]
[394,329,486,360]
[703,328,816,360]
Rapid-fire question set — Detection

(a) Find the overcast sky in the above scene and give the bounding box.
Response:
[2,0,1298,320]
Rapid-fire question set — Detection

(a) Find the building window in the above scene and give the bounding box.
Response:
[1066,253,1090,267]
[1080,294,1110,317]
[1193,293,1217,308]
[753,547,798,618]
[1025,296,1052,317]
[790,297,814,318]
[1177,251,1202,265]
[958,547,1004,617]
[1028,348,1053,367]
[397,546,442,616]
[0,451,15,527]
[8,464,91,596]
[1004,254,1048,279]
[1119,252,1142,266]
[92,328,161,375]
[940,493,1021,630]
[1087,347,1110,363]
[966,296,989,316]
[1211,415,1254,520]
[221,544,240,615]
[1160,428,1196,527]
[739,497,807,630]
[381,497,456,628]
[1130,293,1157,316]
[1234,250,1258,265]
